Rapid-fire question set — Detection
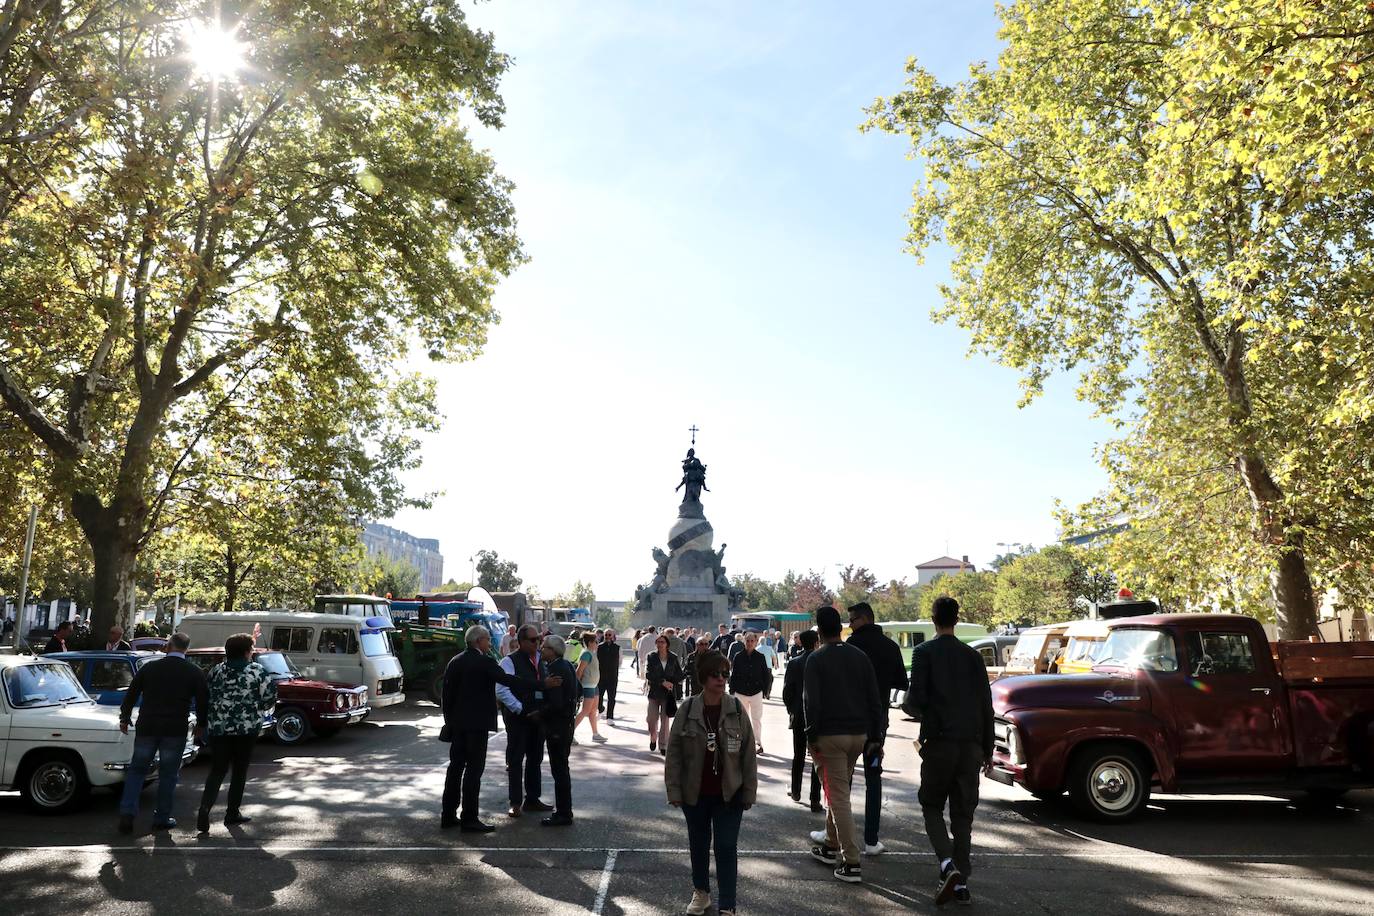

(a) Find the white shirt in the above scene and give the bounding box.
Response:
[495,655,523,713]
[636,633,656,677]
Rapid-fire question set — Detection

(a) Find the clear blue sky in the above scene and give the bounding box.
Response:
[387,1,1111,600]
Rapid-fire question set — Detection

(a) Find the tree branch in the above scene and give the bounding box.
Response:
[0,360,83,459]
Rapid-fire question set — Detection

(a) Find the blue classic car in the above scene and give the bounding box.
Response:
[47,650,273,744]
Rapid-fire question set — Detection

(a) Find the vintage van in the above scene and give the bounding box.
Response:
[179,611,405,707]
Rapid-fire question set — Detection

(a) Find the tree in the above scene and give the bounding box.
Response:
[475,549,522,592]
[784,569,835,614]
[730,572,789,611]
[361,555,422,602]
[437,580,473,594]
[991,547,1081,628]
[919,571,996,628]
[837,564,879,609]
[556,580,595,609]
[870,578,924,622]
[863,0,1374,637]
[0,2,523,635]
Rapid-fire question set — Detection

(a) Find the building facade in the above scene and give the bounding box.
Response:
[915,555,976,585]
[362,523,445,593]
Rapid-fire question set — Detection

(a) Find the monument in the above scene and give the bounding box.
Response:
[629,428,743,630]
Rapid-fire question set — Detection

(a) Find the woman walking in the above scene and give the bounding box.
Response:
[645,632,684,753]
[197,633,276,831]
[665,649,758,916]
[571,632,607,743]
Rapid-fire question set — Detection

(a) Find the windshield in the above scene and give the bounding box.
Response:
[360,632,392,658]
[4,663,91,707]
[1008,633,1044,667]
[254,652,300,678]
[1065,636,1106,663]
[1094,629,1179,672]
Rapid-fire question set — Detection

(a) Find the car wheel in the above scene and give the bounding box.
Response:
[21,752,91,814]
[1068,743,1151,822]
[273,707,312,746]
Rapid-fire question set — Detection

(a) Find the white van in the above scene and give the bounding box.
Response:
[179,611,405,707]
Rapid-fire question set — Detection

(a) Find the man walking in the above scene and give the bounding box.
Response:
[42,620,73,653]
[636,626,657,686]
[846,601,909,855]
[728,631,769,753]
[539,635,580,826]
[684,634,711,697]
[117,632,207,833]
[709,624,732,653]
[440,625,544,832]
[909,596,995,906]
[783,629,822,812]
[803,606,882,884]
[596,629,621,720]
[496,624,552,819]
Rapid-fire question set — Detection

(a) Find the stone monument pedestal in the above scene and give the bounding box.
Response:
[649,591,729,629]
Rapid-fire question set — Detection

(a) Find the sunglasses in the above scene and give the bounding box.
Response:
[707,670,729,679]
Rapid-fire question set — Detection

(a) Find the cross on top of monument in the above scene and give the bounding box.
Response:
[689,424,699,446]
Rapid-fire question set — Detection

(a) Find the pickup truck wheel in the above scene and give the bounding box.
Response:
[273,707,312,746]
[21,752,91,814]
[1069,744,1150,822]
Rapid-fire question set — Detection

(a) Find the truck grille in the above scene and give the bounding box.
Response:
[993,718,1012,758]
[378,677,402,696]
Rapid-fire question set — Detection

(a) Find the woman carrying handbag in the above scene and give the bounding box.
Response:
[645,633,683,754]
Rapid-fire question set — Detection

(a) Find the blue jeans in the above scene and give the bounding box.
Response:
[682,795,744,911]
[119,735,185,820]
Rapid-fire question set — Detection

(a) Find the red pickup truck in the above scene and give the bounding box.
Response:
[986,614,1374,821]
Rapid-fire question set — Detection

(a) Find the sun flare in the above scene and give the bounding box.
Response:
[183,19,247,82]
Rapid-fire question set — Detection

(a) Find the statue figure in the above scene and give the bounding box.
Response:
[634,584,653,612]
[650,546,671,593]
[675,448,709,502]
[652,546,670,577]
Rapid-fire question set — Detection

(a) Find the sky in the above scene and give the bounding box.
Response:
[384,1,1113,600]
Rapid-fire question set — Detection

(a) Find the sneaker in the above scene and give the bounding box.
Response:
[954,885,972,906]
[833,862,862,883]
[592,734,608,743]
[863,841,886,856]
[810,844,838,865]
[685,888,711,915]
[718,910,735,916]
[935,864,964,906]
[809,829,827,844]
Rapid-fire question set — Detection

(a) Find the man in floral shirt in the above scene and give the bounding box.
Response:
[197,633,277,831]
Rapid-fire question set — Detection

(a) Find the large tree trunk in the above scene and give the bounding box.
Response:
[1235,453,1319,640]
[72,492,144,635]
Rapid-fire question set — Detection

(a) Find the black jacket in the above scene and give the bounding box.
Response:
[782,649,812,730]
[802,641,882,743]
[120,655,208,738]
[541,656,581,740]
[442,647,529,733]
[847,623,910,698]
[645,652,683,703]
[728,649,769,697]
[683,647,710,695]
[909,634,995,758]
[42,636,68,654]
[710,633,733,652]
[596,642,621,682]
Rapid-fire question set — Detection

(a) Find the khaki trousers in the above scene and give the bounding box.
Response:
[811,733,866,865]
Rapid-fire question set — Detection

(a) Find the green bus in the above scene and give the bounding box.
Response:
[877,620,990,667]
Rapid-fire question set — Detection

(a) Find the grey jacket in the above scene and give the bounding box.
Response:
[664,693,759,807]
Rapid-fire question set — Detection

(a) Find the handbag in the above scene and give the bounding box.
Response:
[438,723,452,743]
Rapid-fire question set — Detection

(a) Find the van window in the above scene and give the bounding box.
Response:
[318,627,359,655]
[978,645,996,667]
[271,627,313,653]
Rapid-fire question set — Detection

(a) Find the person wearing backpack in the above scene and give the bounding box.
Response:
[665,649,758,916]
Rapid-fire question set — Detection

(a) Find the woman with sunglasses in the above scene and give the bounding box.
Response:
[645,632,684,753]
[665,649,758,916]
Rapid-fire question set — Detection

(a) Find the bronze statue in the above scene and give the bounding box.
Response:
[675,448,709,502]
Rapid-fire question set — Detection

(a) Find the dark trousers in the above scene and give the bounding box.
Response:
[790,726,821,804]
[682,794,744,911]
[546,730,573,816]
[597,679,618,718]
[917,739,983,878]
[862,745,883,845]
[200,734,256,814]
[504,716,545,806]
[441,729,489,822]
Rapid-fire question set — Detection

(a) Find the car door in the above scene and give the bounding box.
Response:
[0,675,11,784]
[311,627,364,685]
[1168,629,1292,775]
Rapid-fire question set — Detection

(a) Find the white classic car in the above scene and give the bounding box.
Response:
[0,651,196,813]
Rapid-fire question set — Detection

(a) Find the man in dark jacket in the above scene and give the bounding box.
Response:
[596,630,621,720]
[117,632,208,833]
[802,606,883,883]
[783,629,821,811]
[540,635,580,826]
[846,601,909,854]
[496,624,551,818]
[440,625,545,832]
[42,620,74,653]
[910,596,995,907]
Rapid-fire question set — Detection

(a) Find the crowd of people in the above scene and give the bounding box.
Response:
[439,597,994,913]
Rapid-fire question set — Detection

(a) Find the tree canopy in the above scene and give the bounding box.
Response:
[0,1,523,633]
[865,0,1374,636]
[475,549,521,592]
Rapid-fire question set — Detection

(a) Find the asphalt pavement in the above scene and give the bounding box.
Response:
[3,655,1373,914]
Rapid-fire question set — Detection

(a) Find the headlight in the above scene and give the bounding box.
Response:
[1006,725,1025,766]
[334,693,347,710]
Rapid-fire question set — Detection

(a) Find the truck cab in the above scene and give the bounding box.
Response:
[986,614,1374,821]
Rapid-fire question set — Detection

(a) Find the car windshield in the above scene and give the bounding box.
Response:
[4,663,90,707]
[1094,629,1179,672]
[1065,637,1106,662]
[254,652,299,678]
[360,632,391,657]
[1008,632,1044,667]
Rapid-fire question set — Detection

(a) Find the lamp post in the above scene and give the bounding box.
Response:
[11,506,37,650]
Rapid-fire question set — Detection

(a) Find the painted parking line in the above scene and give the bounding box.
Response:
[592,850,618,916]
